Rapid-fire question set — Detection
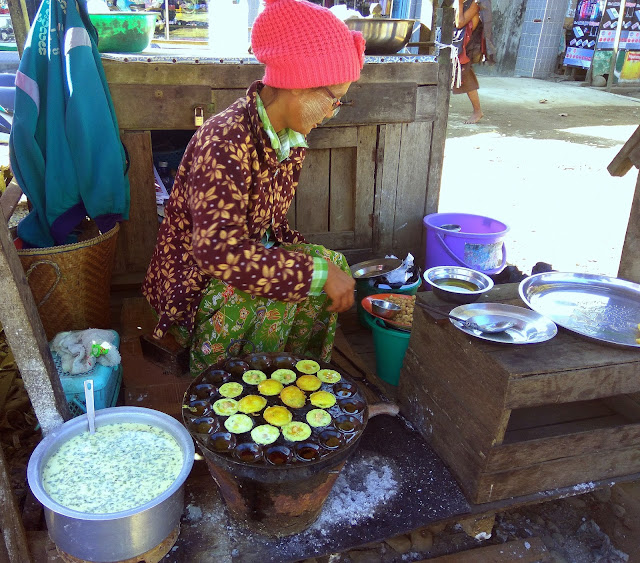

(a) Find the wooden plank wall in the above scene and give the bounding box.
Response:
[103,54,449,278]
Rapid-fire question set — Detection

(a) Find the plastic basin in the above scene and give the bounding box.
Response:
[363,312,410,386]
[89,12,158,53]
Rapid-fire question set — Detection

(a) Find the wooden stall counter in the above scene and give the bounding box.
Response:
[100,50,452,286]
[399,284,640,504]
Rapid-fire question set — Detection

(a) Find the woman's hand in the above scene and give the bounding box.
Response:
[323,260,356,313]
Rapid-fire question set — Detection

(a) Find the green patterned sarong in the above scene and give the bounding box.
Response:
[188,244,350,377]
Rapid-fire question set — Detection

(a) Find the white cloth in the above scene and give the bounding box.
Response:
[436,40,462,89]
[50,329,121,375]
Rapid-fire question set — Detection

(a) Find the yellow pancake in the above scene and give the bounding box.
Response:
[237,394,267,414]
[296,375,322,392]
[263,405,293,427]
[309,390,336,409]
[257,379,284,396]
[280,385,306,409]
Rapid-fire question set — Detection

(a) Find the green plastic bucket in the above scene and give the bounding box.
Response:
[356,276,422,326]
[363,312,411,386]
[89,13,159,53]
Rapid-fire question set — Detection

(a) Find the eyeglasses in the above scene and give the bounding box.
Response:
[321,86,354,117]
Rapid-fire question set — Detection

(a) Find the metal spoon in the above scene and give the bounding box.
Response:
[416,302,516,334]
[84,379,96,434]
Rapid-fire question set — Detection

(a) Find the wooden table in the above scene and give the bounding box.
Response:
[399,284,640,504]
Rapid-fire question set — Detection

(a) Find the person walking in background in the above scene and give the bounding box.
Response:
[453,0,483,124]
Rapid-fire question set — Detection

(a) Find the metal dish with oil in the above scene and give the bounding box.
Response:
[423,266,494,304]
[519,272,640,348]
[449,303,557,344]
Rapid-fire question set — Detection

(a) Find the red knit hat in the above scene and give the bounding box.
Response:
[251,0,366,89]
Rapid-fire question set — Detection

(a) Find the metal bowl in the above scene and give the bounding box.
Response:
[350,258,402,279]
[27,407,194,562]
[345,18,417,55]
[371,298,401,319]
[423,266,494,304]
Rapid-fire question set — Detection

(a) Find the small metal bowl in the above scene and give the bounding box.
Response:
[370,299,401,319]
[423,266,494,305]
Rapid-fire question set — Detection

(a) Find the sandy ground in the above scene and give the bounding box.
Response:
[440,75,640,278]
[418,76,640,563]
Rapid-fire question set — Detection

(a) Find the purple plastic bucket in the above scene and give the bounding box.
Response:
[423,213,509,275]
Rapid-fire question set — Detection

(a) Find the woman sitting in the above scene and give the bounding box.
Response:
[142,0,366,376]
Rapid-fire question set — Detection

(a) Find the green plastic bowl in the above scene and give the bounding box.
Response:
[89,12,158,53]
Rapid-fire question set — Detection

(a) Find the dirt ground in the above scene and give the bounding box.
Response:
[271,76,640,563]
[300,76,640,563]
[440,74,640,278]
[376,75,640,563]
[5,76,640,563]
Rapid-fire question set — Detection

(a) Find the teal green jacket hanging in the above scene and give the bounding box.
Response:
[10,0,130,248]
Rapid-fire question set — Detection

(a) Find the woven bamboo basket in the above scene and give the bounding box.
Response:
[17,222,120,340]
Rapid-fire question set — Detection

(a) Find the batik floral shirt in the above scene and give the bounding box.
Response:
[142,81,314,339]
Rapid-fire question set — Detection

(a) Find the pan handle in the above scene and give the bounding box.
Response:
[368,402,400,418]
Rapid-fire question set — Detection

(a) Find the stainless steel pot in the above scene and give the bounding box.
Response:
[27,407,195,562]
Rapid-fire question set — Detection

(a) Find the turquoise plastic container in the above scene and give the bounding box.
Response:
[52,331,122,417]
[363,312,411,386]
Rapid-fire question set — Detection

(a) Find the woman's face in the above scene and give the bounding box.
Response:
[288,82,352,135]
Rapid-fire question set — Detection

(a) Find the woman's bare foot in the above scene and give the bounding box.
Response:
[464,110,483,124]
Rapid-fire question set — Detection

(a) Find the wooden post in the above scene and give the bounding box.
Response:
[6,0,30,58]
[0,213,71,436]
[0,445,32,563]
[609,125,640,282]
[425,0,454,216]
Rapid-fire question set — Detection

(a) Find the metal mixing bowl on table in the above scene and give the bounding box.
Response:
[345,18,417,55]
[423,266,494,304]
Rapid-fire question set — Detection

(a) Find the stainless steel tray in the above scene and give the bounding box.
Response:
[519,272,640,348]
[449,303,557,344]
[351,258,402,279]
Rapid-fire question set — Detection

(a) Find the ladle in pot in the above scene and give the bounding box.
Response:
[416,302,516,334]
[83,379,96,434]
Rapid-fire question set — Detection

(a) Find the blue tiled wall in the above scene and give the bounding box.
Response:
[515,0,570,78]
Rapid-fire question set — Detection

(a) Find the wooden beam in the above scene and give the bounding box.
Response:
[618,172,640,283]
[102,60,439,88]
[420,537,548,563]
[6,0,29,58]
[0,211,70,435]
[113,131,158,277]
[608,124,640,177]
[0,179,23,222]
[354,125,377,248]
[110,82,419,130]
[0,445,32,562]
[425,2,454,217]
